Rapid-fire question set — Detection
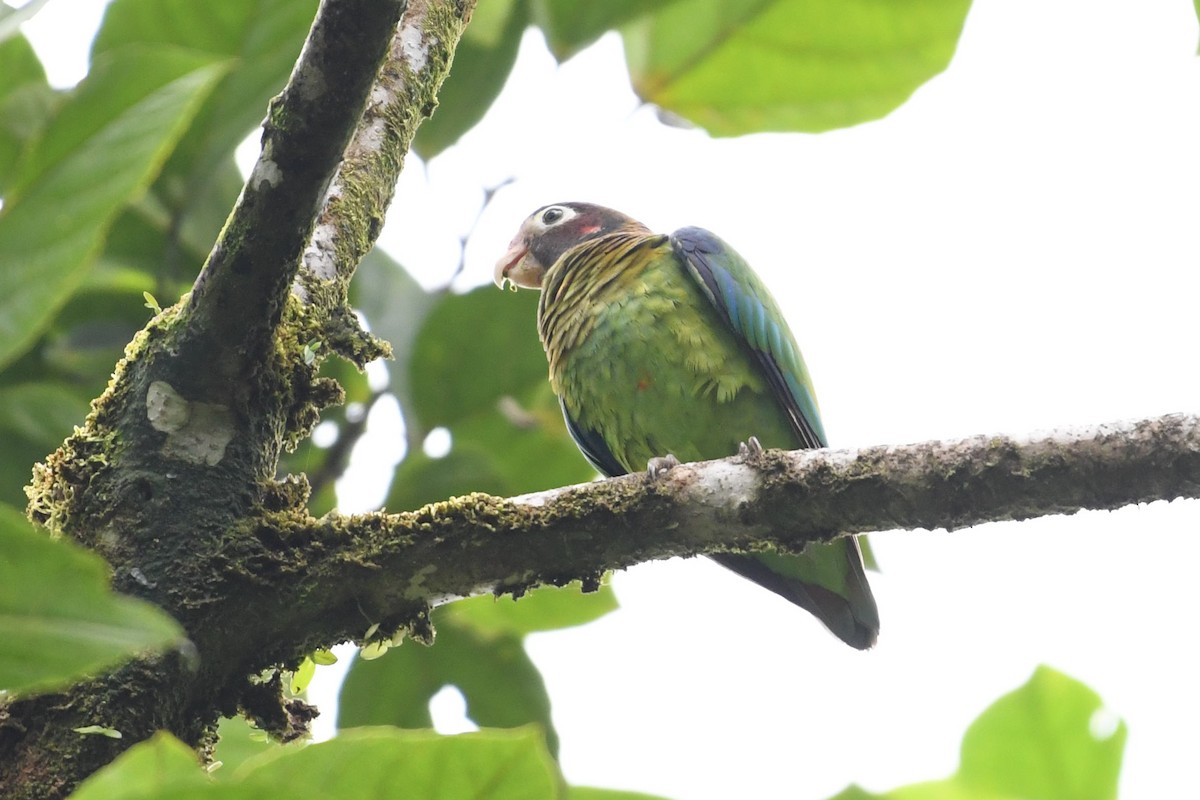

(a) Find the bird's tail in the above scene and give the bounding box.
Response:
[710,536,879,650]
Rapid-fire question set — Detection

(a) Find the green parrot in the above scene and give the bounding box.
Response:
[495,202,878,649]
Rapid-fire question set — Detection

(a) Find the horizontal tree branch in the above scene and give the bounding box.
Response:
[282,412,1200,628]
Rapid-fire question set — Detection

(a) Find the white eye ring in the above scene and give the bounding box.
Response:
[537,205,575,228]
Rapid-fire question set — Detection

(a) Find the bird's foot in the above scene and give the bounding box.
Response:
[738,435,764,460]
[646,454,681,480]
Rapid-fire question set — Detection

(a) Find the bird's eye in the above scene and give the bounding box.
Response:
[541,207,565,225]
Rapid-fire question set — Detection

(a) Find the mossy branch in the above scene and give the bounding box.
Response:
[185,0,408,379]
[287,412,1200,613]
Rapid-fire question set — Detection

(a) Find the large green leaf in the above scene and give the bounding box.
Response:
[410,285,547,429]
[237,727,560,799]
[957,665,1125,800]
[399,283,595,503]
[532,0,683,60]
[0,45,227,371]
[0,504,184,697]
[0,32,55,192]
[823,666,1126,800]
[623,0,971,135]
[413,0,528,159]
[69,733,208,800]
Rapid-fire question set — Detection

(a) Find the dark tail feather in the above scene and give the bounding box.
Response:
[710,538,879,650]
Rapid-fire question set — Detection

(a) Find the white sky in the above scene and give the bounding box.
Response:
[17,0,1200,798]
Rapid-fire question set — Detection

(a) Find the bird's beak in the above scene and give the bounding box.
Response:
[494,236,544,290]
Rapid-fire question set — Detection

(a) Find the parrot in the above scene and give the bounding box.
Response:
[494,202,878,649]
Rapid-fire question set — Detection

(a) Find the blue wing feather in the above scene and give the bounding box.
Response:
[670,227,827,450]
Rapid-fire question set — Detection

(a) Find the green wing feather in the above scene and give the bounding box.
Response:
[670,227,879,650]
[671,227,826,448]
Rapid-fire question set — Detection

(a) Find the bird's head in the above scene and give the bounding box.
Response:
[494,202,644,289]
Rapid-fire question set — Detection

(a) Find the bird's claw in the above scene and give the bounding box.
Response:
[647,454,681,480]
[738,435,764,460]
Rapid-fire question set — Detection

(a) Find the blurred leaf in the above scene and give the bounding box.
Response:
[0,46,227,371]
[825,788,886,800]
[394,283,594,509]
[94,0,318,196]
[413,0,528,159]
[339,616,560,754]
[70,732,207,800]
[99,156,244,285]
[351,248,436,439]
[623,0,971,135]
[957,665,1125,800]
[0,32,54,192]
[236,727,560,799]
[0,381,90,506]
[211,716,279,779]
[386,443,510,511]
[532,0,682,60]
[0,503,184,697]
[441,580,617,637]
[410,285,545,429]
[340,583,615,756]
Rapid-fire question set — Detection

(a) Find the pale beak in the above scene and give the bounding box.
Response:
[494,237,545,289]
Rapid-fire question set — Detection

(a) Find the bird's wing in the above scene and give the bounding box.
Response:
[560,396,627,478]
[671,226,827,449]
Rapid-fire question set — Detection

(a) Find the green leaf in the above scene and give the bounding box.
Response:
[410,285,546,429]
[623,0,971,135]
[69,732,208,800]
[350,248,437,439]
[532,0,683,60]
[0,381,89,446]
[0,45,227,371]
[384,442,508,511]
[93,0,319,194]
[413,0,528,159]
[821,667,1126,800]
[210,716,279,780]
[73,724,123,738]
[0,503,184,697]
[0,32,54,192]
[339,618,560,753]
[957,665,1125,800]
[0,381,90,506]
[236,727,561,800]
[394,283,595,506]
[441,581,617,637]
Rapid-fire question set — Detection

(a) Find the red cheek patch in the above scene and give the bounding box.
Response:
[579,225,602,235]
